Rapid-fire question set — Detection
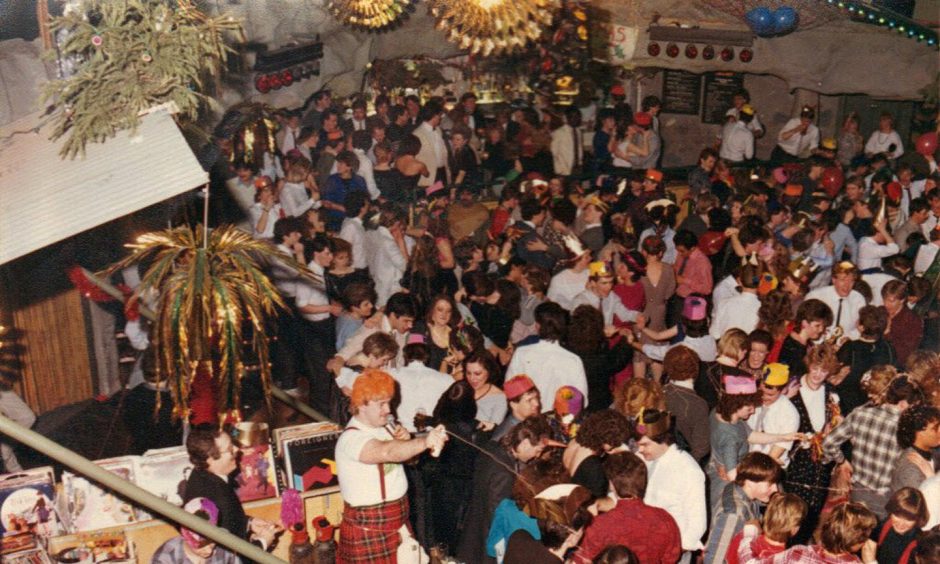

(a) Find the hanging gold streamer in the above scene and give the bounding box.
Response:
[427,0,559,56]
[328,0,413,30]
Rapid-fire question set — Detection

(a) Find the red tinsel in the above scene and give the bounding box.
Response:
[67,265,135,311]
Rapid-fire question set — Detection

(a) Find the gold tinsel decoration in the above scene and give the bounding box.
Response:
[328,0,413,31]
[428,0,559,56]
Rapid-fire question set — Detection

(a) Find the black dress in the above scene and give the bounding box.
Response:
[411,320,450,372]
[786,384,838,544]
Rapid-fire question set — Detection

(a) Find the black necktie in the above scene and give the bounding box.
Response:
[835,298,844,328]
[572,127,580,168]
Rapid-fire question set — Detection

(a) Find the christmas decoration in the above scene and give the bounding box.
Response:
[685,44,698,58]
[720,46,735,60]
[739,48,754,62]
[824,0,938,47]
[42,0,242,159]
[103,225,317,421]
[702,44,715,59]
[328,0,414,31]
[647,42,661,56]
[221,103,280,174]
[666,43,680,57]
[427,0,559,56]
[772,6,799,34]
[745,7,774,35]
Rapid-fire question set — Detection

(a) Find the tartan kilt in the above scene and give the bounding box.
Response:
[338,496,410,564]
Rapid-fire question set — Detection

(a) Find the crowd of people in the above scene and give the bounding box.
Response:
[191,83,940,563]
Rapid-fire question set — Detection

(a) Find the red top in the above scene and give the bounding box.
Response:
[573,498,681,564]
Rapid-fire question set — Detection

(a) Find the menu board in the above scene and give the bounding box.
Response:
[661,69,701,115]
[702,72,745,124]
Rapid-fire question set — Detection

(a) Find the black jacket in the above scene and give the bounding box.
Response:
[183,468,249,541]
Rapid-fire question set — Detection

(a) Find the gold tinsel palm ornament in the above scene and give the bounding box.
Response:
[103,225,319,422]
[328,0,414,30]
[428,0,559,56]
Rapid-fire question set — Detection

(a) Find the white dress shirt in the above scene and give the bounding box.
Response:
[719,121,754,162]
[364,226,408,308]
[338,217,367,270]
[804,285,866,339]
[915,242,940,275]
[547,268,590,311]
[391,361,454,433]
[279,181,317,218]
[776,118,819,158]
[644,444,707,551]
[571,289,639,326]
[506,340,589,409]
[712,275,740,309]
[295,261,330,321]
[748,396,800,468]
[247,202,282,240]
[857,237,899,271]
[710,291,760,339]
[277,127,300,154]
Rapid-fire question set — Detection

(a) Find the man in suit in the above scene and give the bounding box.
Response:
[513,198,556,271]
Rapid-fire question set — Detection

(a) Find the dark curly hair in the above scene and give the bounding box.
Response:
[896,404,940,449]
[576,409,633,453]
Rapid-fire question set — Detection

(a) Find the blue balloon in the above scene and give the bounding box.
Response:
[773,6,800,35]
[745,7,774,36]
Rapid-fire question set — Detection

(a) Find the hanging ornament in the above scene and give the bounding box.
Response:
[772,6,799,35]
[577,25,588,41]
[702,44,715,60]
[268,73,283,90]
[666,43,680,57]
[91,34,103,47]
[141,52,152,63]
[685,44,698,58]
[281,69,294,86]
[428,0,560,56]
[647,42,661,56]
[328,0,414,31]
[255,75,271,93]
[720,47,735,61]
[739,48,753,62]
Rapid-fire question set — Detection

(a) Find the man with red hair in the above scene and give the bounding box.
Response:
[335,370,447,563]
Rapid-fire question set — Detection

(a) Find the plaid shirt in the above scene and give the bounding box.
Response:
[704,483,762,564]
[821,403,901,495]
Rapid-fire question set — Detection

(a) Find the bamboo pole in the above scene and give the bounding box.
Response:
[80,268,332,423]
[0,414,283,563]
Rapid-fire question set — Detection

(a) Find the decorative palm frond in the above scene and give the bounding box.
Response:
[104,224,318,422]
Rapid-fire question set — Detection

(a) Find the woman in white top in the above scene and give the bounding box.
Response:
[865,112,904,160]
[247,179,282,240]
[278,156,319,218]
[857,216,899,272]
[364,207,410,308]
